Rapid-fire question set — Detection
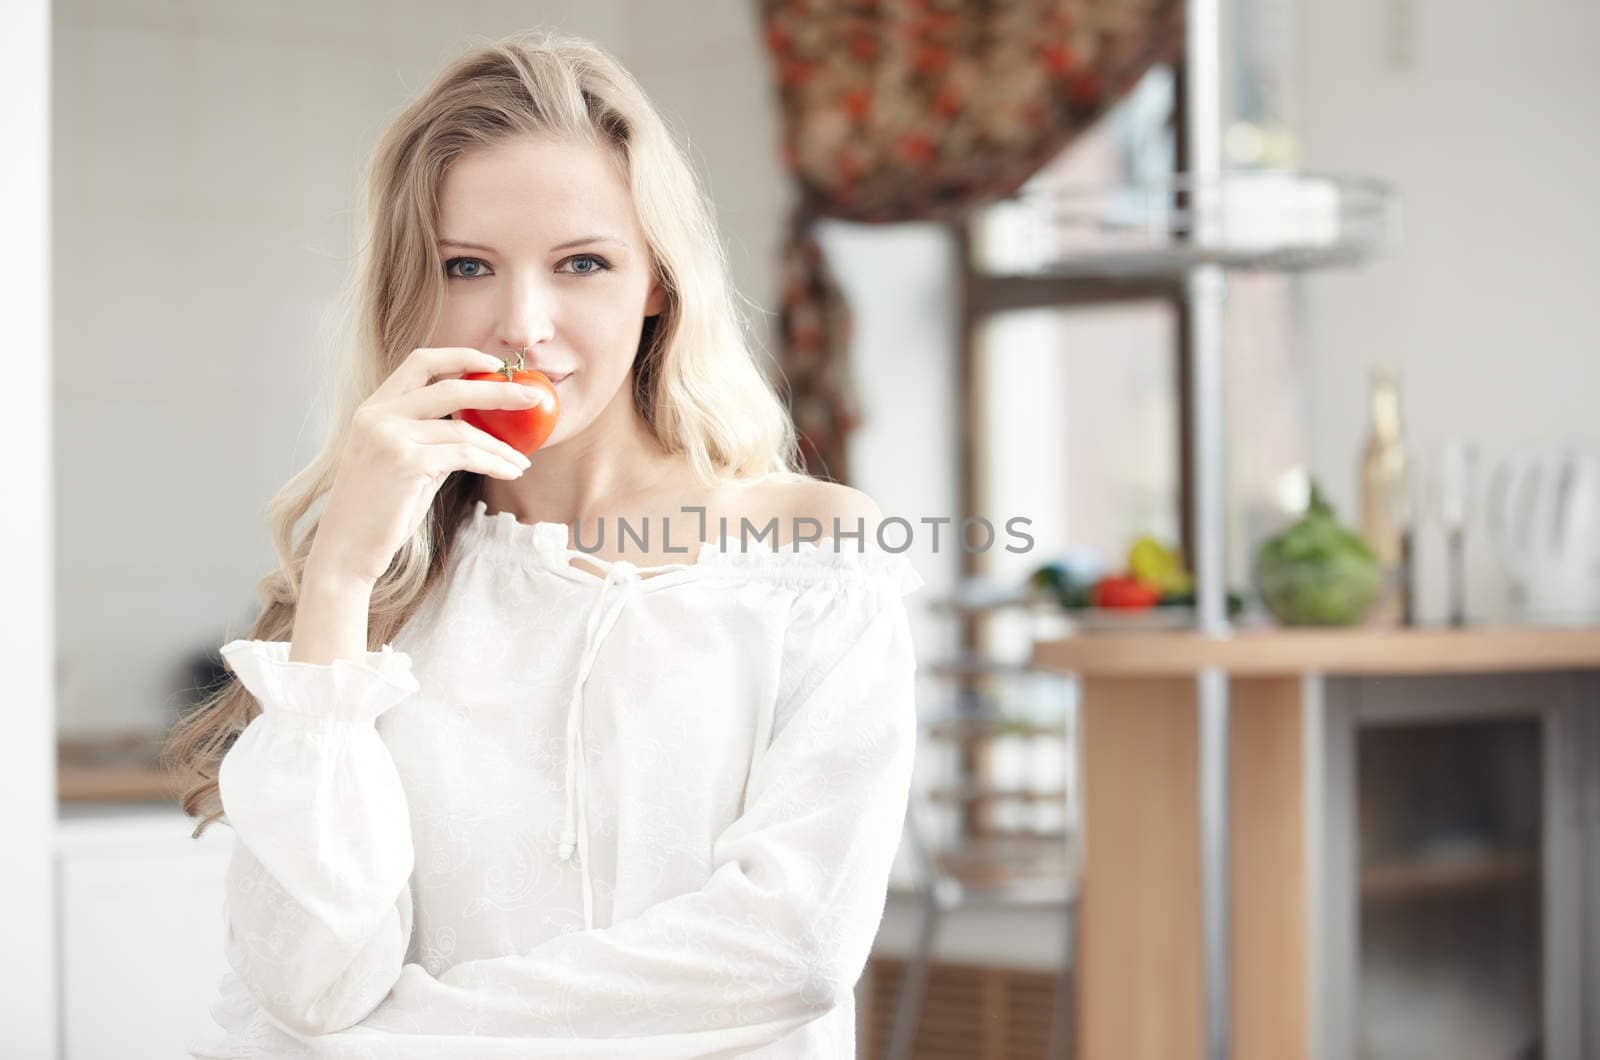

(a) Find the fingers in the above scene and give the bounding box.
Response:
[421,441,528,482]
[396,377,549,422]
[374,347,508,401]
[408,418,532,470]
[355,348,542,483]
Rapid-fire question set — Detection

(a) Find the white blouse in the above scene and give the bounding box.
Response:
[187,498,924,1058]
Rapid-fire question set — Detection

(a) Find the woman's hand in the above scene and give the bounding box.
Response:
[307,347,546,587]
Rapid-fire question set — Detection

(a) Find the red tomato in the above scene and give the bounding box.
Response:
[1091,574,1162,610]
[456,366,560,457]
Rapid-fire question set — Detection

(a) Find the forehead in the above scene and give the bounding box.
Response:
[436,135,636,237]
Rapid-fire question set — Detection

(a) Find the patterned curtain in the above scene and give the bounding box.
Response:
[759,0,1184,483]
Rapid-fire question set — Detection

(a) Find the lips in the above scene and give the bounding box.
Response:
[534,369,573,384]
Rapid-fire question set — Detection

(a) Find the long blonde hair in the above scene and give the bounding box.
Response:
[163,28,806,837]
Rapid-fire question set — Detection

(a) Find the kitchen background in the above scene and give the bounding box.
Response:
[48,0,1600,741]
[5,0,1598,1056]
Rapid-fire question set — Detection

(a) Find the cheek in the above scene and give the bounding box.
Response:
[569,298,647,369]
[429,291,477,343]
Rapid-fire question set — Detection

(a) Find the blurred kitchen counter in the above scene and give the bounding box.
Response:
[1033,622,1600,676]
[57,730,175,804]
[1031,622,1600,1060]
[55,798,231,1058]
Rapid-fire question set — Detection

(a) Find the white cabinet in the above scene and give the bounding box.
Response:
[56,805,233,1060]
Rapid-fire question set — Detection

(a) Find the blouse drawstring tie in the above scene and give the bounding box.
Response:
[550,546,697,931]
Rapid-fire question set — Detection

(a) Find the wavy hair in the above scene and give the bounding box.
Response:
[162,28,805,836]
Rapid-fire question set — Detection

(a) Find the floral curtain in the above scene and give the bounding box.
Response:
[759,0,1184,483]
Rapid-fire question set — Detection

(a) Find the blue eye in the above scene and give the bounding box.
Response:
[444,257,490,279]
[442,254,612,279]
[561,253,612,276]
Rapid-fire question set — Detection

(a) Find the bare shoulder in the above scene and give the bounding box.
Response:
[706,475,884,546]
[779,479,884,540]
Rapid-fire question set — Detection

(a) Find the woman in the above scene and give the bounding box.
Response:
[164,26,923,1060]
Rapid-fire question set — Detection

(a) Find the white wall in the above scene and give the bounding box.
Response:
[4,0,57,1053]
[1298,0,1600,624]
[52,0,794,735]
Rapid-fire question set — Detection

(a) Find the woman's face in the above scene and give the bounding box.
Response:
[429,134,665,447]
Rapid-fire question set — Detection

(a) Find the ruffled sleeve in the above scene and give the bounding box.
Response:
[310,551,924,1056]
[213,638,421,1038]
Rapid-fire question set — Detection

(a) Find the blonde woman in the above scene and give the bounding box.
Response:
[166,26,922,1060]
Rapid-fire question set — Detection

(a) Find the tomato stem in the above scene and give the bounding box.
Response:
[491,348,523,382]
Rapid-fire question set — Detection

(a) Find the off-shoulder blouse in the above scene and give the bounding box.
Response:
[188,498,924,1058]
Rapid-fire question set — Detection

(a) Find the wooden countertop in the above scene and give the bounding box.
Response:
[1032,623,1600,677]
[58,763,176,803]
[58,731,176,804]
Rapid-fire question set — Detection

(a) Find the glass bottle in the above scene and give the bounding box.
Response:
[1436,440,1478,626]
[1359,366,1413,624]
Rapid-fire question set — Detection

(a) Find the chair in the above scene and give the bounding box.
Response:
[884,709,1081,1060]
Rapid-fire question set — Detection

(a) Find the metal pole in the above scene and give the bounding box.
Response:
[1184,0,1232,1057]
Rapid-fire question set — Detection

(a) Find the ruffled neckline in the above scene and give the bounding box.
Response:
[458,499,924,595]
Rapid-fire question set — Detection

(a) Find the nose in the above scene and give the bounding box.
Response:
[496,277,556,355]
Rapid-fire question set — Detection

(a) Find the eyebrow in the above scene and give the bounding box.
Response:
[437,235,630,253]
